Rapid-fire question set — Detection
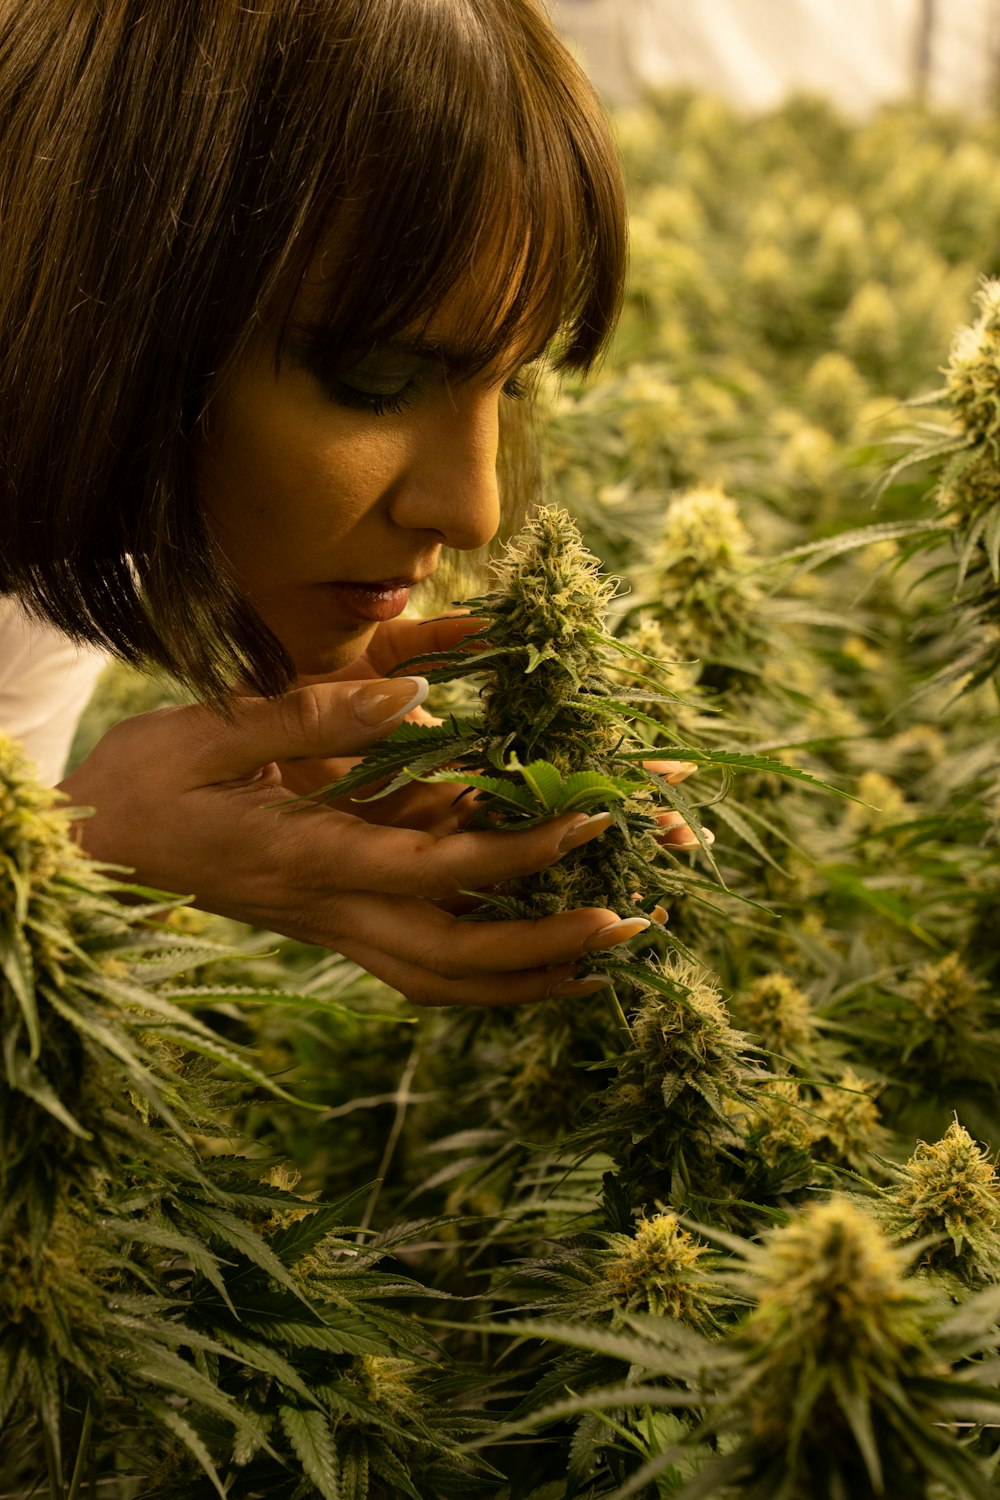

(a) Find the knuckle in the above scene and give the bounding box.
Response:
[408,836,462,901]
[277,685,325,745]
[415,943,465,980]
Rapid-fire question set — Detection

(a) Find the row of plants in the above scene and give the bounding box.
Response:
[4,89,1000,1497]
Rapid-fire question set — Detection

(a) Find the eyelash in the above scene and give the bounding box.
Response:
[329,369,532,418]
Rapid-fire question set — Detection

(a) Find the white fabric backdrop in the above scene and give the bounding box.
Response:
[549,0,1000,114]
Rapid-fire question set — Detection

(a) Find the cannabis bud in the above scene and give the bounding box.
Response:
[944,276,1000,452]
[874,1119,1000,1285]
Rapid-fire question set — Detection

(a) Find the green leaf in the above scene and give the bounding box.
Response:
[525,643,561,673]
[139,1402,227,1499]
[313,721,482,802]
[467,1383,701,1448]
[830,1364,881,1491]
[513,758,564,810]
[0,917,39,1059]
[280,1403,342,1500]
[442,1318,691,1376]
[2,1035,91,1138]
[149,1027,325,1111]
[180,1202,312,1301]
[709,799,789,872]
[268,1205,354,1267]
[984,501,1000,582]
[624,744,858,799]
[558,769,635,809]
[771,517,950,575]
[338,1433,370,1500]
[228,1303,392,1357]
[418,768,540,813]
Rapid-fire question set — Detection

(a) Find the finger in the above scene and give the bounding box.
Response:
[322,808,617,900]
[187,677,430,781]
[655,809,715,850]
[330,780,476,834]
[334,936,603,1008]
[644,759,699,785]
[363,613,486,675]
[326,893,650,978]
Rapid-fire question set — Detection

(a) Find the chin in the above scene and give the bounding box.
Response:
[290,625,378,680]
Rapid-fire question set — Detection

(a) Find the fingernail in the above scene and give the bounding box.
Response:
[582,916,651,953]
[666,826,715,851]
[351,676,429,727]
[663,760,699,784]
[557,811,613,853]
[549,973,613,998]
[650,905,668,924]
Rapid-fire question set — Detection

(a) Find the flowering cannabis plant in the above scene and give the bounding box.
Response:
[0,736,487,1499]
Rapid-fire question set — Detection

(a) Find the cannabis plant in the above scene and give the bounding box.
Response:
[0,734,481,1499]
[872,1119,1000,1288]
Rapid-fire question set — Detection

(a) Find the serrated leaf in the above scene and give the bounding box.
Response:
[467,1382,700,1448]
[442,1318,690,1375]
[101,1216,234,1310]
[525,643,561,673]
[140,1402,227,1498]
[709,799,788,872]
[313,720,482,803]
[268,1205,352,1267]
[0,917,39,1059]
[231,1304,392,1357]
[418,767,540,813]
[2,1034,91,1138]
[512,758,564,810]
[280,1404,342,1500]
[625,744,857,799]
[338,1433,370,1500]
[180,1203,310,1300]
[150,1027,325,1111]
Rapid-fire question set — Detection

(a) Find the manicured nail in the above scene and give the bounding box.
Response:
[656,810,687,828]
[661,760,699,784]
[351,676,429,727]
[582,916,651,953]
[657,809,715,849]
[557,811,613,853]
[549,973,614,998]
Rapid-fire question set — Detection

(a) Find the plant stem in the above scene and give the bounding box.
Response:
[608,985,633,1042]
[43,1427,65,1500]
[67,1401,94,1500]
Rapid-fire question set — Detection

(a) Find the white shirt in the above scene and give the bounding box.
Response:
[0,600,106,784]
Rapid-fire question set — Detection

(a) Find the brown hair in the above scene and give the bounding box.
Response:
[0,0,626,697]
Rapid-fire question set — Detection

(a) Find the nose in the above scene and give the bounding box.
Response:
[388,387,502,552]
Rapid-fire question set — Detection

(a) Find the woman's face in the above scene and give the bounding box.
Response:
[197,270,539,677]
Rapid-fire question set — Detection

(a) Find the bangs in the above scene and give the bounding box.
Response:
[273,0,626,375]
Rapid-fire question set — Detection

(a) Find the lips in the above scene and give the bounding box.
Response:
[324,578,422,623]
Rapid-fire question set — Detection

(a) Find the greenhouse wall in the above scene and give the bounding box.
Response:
[550,0,1000,114]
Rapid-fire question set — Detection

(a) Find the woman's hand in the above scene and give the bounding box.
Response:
[57,668,647,1008]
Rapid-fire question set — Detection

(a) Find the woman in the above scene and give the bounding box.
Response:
[0,0,661,1007]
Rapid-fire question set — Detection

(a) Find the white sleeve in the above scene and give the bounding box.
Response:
[0,599,107,785]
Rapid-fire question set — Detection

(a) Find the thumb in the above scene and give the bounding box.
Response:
[190,676,429,781]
